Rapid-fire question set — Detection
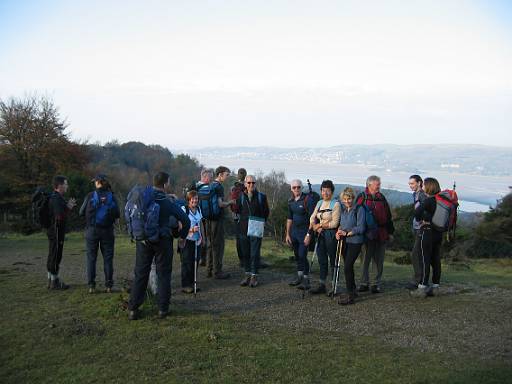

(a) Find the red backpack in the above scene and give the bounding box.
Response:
[432,190,458,235]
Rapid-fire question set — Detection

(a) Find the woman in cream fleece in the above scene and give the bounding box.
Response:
[305,180,341,295]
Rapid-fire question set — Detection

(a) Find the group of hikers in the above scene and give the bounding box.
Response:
[40,166,454,319]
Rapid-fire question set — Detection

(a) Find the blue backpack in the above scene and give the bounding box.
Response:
[124,186,161,242]
[196,181,221,220]
[91,191,117,226]
[356,193,379,240]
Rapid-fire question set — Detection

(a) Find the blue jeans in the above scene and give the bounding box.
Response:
[85,226,114,288]
[239,235,262,275]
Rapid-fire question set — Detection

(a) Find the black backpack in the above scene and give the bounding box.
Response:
[32,187,52,228]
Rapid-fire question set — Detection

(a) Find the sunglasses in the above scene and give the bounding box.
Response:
[246,181,256,185]
[291,186,301,189]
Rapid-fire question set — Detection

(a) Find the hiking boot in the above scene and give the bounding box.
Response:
[358,285,369,293]
[371,285,382,294]
[298,277,310,291]
[338,294,355,306]
[249,275,258,288]
[310,284,326,295]
[88,286,96,294]
[410,286,427,298]
[50,278,70,290]
[128,309,139,320]
[158,310,168,319]
[182,287,194,294]
[214,272,231,280]
[405,282,418,290]
[288,276,303,286]
[240,276,251,287]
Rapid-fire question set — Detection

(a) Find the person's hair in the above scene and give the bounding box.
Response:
[215,166,230,176]
[53,175,67,189]
[290,179,303,187]
[186,190,198,202]
[320,180,335,192]
[153,172,170,188]
[245,175,256,183]
[215,165,231,177]
[423,177,441,195]
[201,168,213,179]
[96,179,112,191]
[366,175,381,187]
[409,174,423,186]
[341,187,355,200]
[237,168,247,181]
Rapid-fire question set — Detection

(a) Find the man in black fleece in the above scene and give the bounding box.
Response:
[128,172,191,320]
[236,175,270,288]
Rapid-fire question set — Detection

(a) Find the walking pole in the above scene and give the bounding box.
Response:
[332,238,343,299]
[310,238,318,272]
[194,241,198,298]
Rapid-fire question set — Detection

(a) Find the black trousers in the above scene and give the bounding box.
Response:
[85,226,115,288]
[343,242,363,295]
[317,229,338,282]
[239,235,262,275]
[129,238,173,312]
[411,229,422,284]
[180,240,200,288]
[47,224,65,275]
[417,227,442,286]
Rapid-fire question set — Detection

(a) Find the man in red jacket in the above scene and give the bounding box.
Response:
[357,175,394,294]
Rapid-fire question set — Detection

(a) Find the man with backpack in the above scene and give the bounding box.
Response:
[197,166,234,279]
[79,174,120,294]
[407,174,427,290]
[236,175,270,287]
[285,179,316,290]
[127,172,190,320]
[46,175,77,290]
[357,175,394,294]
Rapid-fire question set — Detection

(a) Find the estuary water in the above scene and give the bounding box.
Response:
[198,158,511,212]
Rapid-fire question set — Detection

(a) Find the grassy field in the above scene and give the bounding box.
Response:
[1,232,511,383]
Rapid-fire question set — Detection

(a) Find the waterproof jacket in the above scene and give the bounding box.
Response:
[356,188,394,242]
[236,190,270,235]
[339,204,366,244]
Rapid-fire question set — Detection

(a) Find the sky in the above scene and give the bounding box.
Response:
[1,0,511,149]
